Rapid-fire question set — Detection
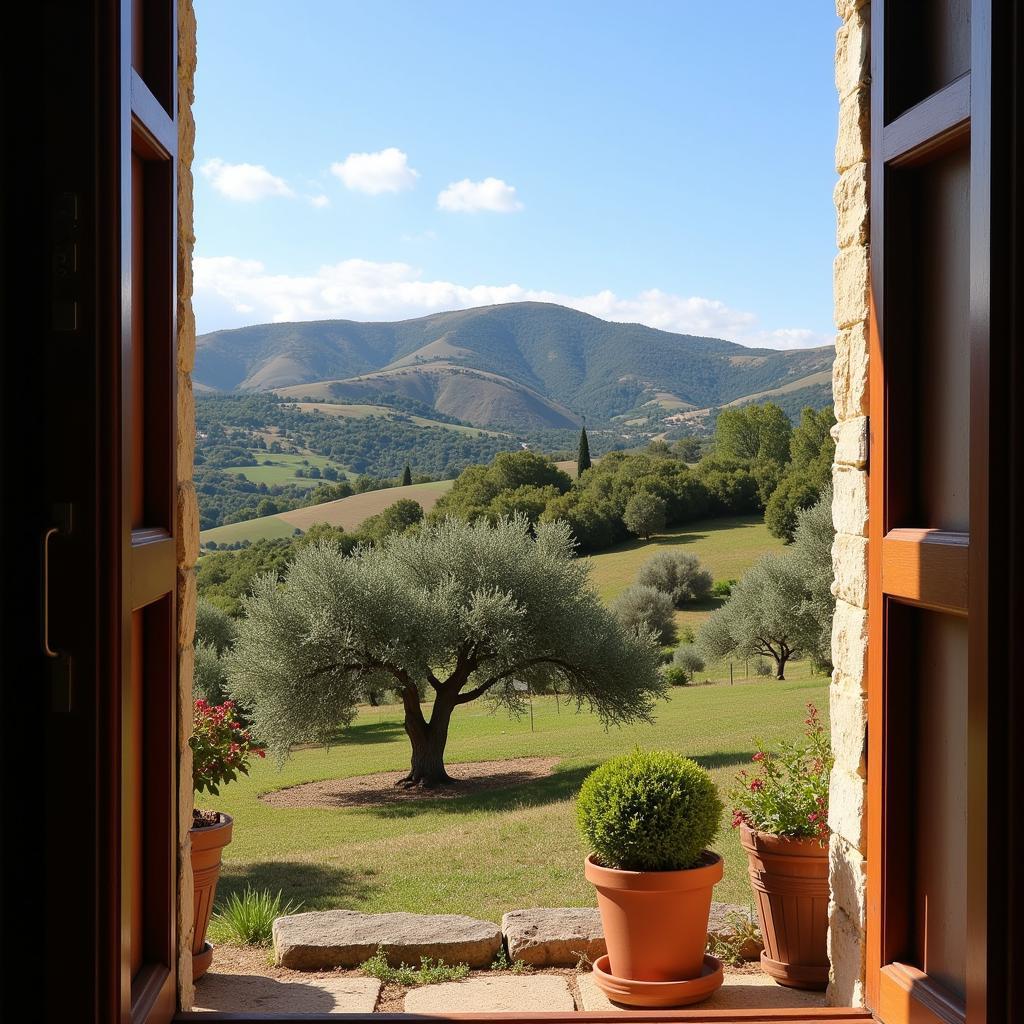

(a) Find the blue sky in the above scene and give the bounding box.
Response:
[193,1,840,348]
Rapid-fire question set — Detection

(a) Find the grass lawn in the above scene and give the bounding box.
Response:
[220,451,346,488]
[585,514,786,642]
[209,675,828,925]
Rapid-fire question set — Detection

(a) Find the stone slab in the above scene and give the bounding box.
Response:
[499,904,758,968]
[273,910,501,970]
[502,908,605,967]
[404,975,576,1013]
[577,970,825,1011]
[192,973,380,1013]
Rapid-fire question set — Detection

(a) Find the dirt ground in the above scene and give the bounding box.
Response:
[259,756,560,809]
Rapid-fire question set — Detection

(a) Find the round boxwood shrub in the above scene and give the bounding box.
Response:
[577,750,723,871]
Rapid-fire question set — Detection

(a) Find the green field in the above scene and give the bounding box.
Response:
[295,402,511,438]
[210,676,827,926]
[585,514,786,637]
[220,451,346,488]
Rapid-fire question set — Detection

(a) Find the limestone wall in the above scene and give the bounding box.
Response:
[176,0,199,1009]
[827,0,870,1008]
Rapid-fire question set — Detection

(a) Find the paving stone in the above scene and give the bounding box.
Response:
[273,910,501,970]
[502,908,605,967]
[192,973,380,1013]
[404,975,575,1013]
[577,970,826,1011]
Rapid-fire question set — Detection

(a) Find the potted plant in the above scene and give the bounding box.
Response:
[730,702,833,990]
[577,750,724,1008]
[189,698,265,980]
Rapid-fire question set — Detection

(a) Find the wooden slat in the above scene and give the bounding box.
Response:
[883,74,971,167]
[131,68,176,160]
[175,1010,874,1023]
[878,964,965,1024]
[880,529,969,614]
[129,529,175,610]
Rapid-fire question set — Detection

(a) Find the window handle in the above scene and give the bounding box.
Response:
[42,503,73,657]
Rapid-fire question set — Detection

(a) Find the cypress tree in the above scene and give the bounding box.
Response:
[402,464,413,487]
[576,425,592,478]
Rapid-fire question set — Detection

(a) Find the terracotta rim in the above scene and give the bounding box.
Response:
[584,851,724,891]
[760,950,829,991]
[592,953,724,1008]
[192,942,214,981]
[739,823,827,857]
[190,811,233,850]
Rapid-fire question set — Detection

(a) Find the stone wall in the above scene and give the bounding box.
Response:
[827,0,870,1008]
[176,0,199,1009]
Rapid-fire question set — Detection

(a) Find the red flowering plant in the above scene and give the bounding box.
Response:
[729,703,833,842]
[191,698,266,798]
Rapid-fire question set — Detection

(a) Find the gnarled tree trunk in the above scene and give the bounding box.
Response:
[399,685,456,787]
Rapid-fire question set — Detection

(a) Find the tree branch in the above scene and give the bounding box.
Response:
[454,656,584,705]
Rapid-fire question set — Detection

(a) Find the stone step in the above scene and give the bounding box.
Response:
[404,975,575,1013]
[501,903,761,967]
[273,910,502,970]
[193,973,381,1013]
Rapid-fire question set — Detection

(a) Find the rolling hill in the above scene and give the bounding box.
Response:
[195,302,833,429]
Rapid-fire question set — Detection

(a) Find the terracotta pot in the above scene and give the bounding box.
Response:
[739,823,829,990]
[585,851,723,982]
[190,812,233,981]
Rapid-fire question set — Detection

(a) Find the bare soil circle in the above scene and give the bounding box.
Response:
[259,757,561,810]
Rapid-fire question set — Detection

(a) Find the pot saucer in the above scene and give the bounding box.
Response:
[591,953,724,1008]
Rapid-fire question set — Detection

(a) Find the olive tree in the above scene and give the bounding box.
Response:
[227,515,665,786]
[611,584,678,646]
[637,551,713,606]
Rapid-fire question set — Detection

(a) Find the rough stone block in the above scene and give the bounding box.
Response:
[829,835,867,928]
[833,322,870,421]
[835,9,869,102]
[502,908,605,967]
[828,765,867,852]
[826,904,866,1007]
[176,374,196,484]
[273,910,502,970]
[177,566,197,651]
[829,683,867,777]
[176,481,200,569]
[831,533,868,608]
[836,87,870,173]
[832,598,868,685]
[834,246,870,329]
[832,466,868,537]
[834,163,869,249]
[833,416,869,469]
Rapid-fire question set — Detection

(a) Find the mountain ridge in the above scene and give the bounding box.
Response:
[195,302,833,428]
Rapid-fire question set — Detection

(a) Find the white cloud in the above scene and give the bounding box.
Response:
[309,194,331,208]
[193,255,830,350]
[438,177,524,213]
[330,148,420,194]
[200,158,294,201]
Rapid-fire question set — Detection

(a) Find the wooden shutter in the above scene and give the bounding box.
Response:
[867,2,1023,1022]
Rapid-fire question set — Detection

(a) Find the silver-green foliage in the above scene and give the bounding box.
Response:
[226,515,666,766]
[672,643,706,681]
[194,641,230,704]
[697,489,834,679]
[637,551,713,606]
[577,750,723,871]
[611,584,677,646]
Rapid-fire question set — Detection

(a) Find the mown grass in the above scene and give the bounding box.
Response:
[220,451,346,488]
[209,676,827,923]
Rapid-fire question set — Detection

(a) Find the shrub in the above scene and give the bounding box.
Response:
[210,886,302,946]
[637,551,713,606]
[730,703,832,840]
[611,584,677,645]
[194,642,229,704]
[577,750,723,870]
[712,579,737,599]
[672,643,705,683]
[195,598,237,654]
[753,658,772,677]
[661,664,691,687]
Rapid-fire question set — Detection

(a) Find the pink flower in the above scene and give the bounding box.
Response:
[750,778,764,792]
[752,752,765,762]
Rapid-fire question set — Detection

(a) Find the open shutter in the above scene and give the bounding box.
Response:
[866,1,1022,1022]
